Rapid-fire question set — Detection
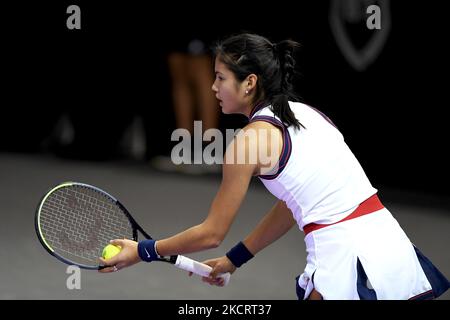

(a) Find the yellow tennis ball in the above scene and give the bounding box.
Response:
[102,244,122,260]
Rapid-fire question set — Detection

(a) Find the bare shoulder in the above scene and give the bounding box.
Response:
[224,121,283,175]
[243,120,280,132]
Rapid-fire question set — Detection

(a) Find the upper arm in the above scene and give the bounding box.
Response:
[202,129,258,240]
[202,121,283,240]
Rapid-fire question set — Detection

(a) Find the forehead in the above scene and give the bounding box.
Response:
[214,57,230,73]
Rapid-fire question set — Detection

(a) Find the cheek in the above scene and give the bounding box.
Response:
[221,85,240,105]
[221,92,238,112]
[221,89,233,102]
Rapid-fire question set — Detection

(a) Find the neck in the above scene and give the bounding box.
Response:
[246,100,267,119]
[243,105,254,118]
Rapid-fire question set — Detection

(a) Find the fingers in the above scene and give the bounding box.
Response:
[187,259,226,286]
[199,257,231,286]
[99,239,124,270]
[98,265,119,273]
[209,269,219,279]
[99,239,125,266]
[207,271,226,287]
[201,276,225,287]
[202,259,216,266]
[216,277,225,287]
[204,265,226,286]
[98,239,136,274]
[202,259,220,278]
[98,260,127,273]
[209,264,223,279]
[99,254,120,267]
[110,239,125,247]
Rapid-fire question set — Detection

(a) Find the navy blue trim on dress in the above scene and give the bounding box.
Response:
[248,101,268,119]
[295,275,306,300]
[356,258,378,300]
[409,290,434,300]
[295,272,319,300]
[249,115,292,180]
[307,105,338,129]
[410,245,450,300]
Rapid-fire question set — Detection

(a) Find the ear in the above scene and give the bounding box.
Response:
[245,74,258,93]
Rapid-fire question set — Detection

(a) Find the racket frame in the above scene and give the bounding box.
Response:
[35,182,176,269]
[35,181,230,285]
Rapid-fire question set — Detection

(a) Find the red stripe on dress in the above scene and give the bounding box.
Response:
[303,194,384,236]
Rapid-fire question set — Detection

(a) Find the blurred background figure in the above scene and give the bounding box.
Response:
[150,33,221,175]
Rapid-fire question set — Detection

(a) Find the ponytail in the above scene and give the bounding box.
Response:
[271,94,303,130]
[270,40,303,130]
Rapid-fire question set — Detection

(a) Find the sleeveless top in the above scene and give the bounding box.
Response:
[249,102,377,229]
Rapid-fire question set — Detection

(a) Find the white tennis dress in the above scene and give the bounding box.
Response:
[249,101,449,300]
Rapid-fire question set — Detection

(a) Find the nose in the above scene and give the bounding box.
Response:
[211,81,218,93]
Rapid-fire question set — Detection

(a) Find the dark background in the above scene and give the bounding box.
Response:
[2,0,449,197]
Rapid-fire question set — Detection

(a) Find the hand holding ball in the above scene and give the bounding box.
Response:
[98,240,141,273]
[102,244,122,260]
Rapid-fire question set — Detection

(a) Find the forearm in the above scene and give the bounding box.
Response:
[155,222,221,257]
[243,200,296,255]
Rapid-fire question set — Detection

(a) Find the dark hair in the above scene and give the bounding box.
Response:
[213,33,303,129]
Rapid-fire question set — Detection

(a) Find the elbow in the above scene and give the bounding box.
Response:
[207,234,223,249]
[202,228,224,249]
[199,222,226,249]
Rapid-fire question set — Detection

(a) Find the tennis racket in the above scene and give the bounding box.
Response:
[35,181,230,285]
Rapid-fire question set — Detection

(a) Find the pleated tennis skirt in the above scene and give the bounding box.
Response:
[296,206,449,300]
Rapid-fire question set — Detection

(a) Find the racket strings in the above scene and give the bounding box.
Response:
[39,185,133,266]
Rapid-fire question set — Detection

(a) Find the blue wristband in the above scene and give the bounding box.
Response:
[226,241,254,268]
[137,239,161,262]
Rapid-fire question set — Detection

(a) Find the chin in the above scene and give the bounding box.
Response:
[219,105,230,114]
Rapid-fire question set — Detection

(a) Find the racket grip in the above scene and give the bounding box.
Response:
[174,255,231,286]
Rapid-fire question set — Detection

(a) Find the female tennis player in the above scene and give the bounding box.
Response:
[100,33,449,300]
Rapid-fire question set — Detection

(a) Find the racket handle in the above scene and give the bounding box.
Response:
[174,255,231,286]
